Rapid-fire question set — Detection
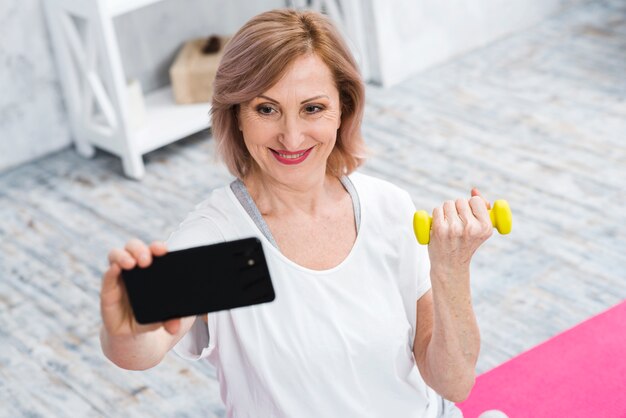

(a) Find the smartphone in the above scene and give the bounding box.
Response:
[121,237,275,324]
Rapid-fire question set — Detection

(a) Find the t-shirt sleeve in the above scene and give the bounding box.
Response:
[414,243,431,300]
[352,172,432,345]
[174,315,215,361]
[399,190,432,299]
[166,209,224,361]
[165,211,224,252]
[395,189,432,347]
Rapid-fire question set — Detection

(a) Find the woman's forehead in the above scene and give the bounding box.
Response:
[260,55,338,100]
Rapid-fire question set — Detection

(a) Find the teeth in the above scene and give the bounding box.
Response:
[278,151,306,159]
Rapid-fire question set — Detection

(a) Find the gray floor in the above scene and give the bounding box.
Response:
[1,0,625,416]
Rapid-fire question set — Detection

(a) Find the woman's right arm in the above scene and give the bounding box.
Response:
[99,239,197,370]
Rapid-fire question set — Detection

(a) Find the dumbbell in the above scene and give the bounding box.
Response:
[413,200,512,245]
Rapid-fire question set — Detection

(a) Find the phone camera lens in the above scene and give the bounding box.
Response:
[247,259,255,266]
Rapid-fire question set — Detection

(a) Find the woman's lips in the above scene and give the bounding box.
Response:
[270,146,314,165]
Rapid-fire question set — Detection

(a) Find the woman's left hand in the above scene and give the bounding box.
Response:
[416,189,490,400]
[428,188,493,279]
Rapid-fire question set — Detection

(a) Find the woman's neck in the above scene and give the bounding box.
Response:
[243,169,342,218]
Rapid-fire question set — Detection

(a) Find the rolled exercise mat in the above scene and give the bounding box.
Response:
[457,300,626,418]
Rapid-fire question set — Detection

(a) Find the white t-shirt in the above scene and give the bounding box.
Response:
[168,172,438,418]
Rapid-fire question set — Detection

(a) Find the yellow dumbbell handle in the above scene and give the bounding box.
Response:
[413,199,512,245]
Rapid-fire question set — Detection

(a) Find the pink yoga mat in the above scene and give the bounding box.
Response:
[458,300,626,418]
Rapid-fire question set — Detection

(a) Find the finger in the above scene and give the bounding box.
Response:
[431,205,445,228]
[442,200,459,225]
[163,318,181,335]
[455,198,474,226]
[101,263,122,296]
[469,196,493,240]
[108,248,136,270]
[149,241,168,257]
[430,206,445,243]
[443,200,464,239]
[100,264,129,312]
[471,188,491,210]
[125,238,152,268]
[469,196,491,225]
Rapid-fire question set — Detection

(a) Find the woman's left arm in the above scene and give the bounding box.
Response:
[413,191,493,402]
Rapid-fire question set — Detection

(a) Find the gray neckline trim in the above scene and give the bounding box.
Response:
[229,176,361,250]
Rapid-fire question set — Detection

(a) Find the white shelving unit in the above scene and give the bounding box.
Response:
[44,0,211,179]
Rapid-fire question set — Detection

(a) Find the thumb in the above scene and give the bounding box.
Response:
[163,318,181,335]
[471,187,491,210]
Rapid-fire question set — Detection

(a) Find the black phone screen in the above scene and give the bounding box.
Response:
[121,237,275,324]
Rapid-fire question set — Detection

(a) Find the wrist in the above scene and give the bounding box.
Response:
[430,264,470,283]
[100,326,166,370]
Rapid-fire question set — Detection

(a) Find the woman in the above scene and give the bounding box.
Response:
[100,9,496,418]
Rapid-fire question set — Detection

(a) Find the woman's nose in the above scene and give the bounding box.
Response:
[278,115,306,150]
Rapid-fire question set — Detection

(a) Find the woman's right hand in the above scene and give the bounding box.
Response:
[100,239,181,338]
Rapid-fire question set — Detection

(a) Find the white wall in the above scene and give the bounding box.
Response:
[0,0,282,173]
[0,0,586,172]
[363,0,585,86]
[114,0,284,93]
[0,0,71,172]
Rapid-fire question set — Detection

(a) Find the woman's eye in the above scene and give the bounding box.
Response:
[304,105,323,114]
[257,105,276,115]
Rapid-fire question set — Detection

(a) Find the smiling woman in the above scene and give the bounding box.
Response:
[100,8,494,418]
[237,54,343,187]
[211,9,366,179]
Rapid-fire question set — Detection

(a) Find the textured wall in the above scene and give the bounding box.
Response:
[0,0,71,173]
[0,0,588,172]
[0,0,282,173]
[1,1,624,414]
[366,0,586,86]
[114,0,284,93]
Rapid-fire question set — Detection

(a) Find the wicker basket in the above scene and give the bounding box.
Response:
[169,36,228,104]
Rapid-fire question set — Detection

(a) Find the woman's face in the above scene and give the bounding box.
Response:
[238,53,342,185]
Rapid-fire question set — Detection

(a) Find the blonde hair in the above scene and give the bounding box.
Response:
[211,9,367,179]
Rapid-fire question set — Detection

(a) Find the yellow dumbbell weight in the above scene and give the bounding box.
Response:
[413,200,512,245]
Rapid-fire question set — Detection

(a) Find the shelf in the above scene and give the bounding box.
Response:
[46,0,215,178]
[104,0,168,17]
[132,85,212,154]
